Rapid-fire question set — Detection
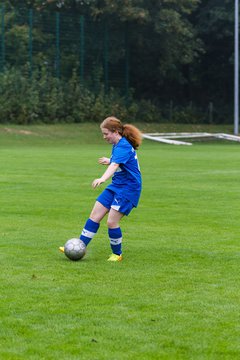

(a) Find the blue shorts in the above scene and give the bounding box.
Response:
[97,189,134,216]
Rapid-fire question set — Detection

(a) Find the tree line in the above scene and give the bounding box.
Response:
[0,0,234,124]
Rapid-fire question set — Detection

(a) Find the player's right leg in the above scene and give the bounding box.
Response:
[80,201,109,246]
[59,201,109,253]
[89,201,109,223]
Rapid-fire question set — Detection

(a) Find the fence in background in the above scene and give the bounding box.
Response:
[0,4,233,124]
[0,5,129,97]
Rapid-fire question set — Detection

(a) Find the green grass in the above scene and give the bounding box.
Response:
[0,123,240,359]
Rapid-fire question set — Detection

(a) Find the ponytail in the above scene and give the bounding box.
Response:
[122,124,142,150]
[101,116,142,150]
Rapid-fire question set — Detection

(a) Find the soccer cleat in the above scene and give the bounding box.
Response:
[107,253,123,262]
[59,246,65,253]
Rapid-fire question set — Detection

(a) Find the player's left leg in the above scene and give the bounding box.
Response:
[106,195,135,261]
[107,207,124,229]
[107,208,124,260]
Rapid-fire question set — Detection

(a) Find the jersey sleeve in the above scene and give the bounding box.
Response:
[111,141,132,164]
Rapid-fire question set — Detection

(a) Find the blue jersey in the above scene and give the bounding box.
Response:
[106,137,142,207]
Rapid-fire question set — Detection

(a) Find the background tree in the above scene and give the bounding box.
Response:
[1,0,236,123]
[191,0,234,120]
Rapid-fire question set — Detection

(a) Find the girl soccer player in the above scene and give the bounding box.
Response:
[60,116,142,261]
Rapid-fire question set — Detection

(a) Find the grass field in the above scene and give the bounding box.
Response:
[0,123,240,359]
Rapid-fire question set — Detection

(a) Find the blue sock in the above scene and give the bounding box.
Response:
[80,218,100,246]
[108,227,122,255]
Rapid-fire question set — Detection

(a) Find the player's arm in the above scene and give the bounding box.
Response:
[92,162,119,188]
[98,157,110,165]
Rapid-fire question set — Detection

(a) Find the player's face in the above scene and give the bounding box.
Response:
[101,128,118,144]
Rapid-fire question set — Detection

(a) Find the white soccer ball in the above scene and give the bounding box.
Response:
[64,238,86,261]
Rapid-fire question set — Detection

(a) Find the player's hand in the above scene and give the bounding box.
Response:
[98,157,110,165]
[92,178,105,188]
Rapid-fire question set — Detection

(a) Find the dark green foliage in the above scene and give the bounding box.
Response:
[0,66,230,124]
[0,1,235,124]
[0,66,154,123]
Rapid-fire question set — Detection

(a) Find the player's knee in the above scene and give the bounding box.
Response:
[106,218,118,229]
[89,209,103,223]
[89,209,97,221]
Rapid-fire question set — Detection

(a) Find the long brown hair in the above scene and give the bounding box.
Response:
[100,116,142,149]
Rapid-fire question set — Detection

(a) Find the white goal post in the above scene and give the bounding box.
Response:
[142,132,240,146]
